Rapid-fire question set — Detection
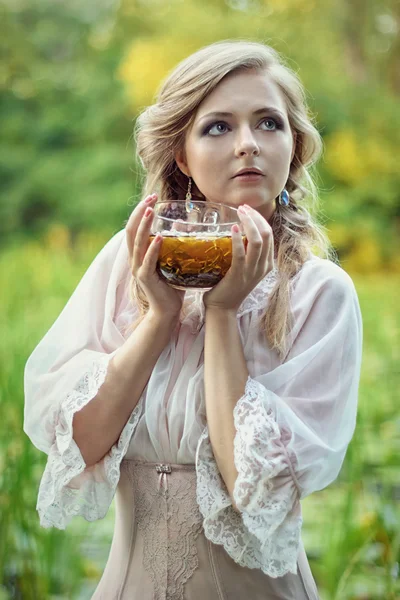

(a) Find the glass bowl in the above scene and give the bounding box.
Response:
[149,200,247,290]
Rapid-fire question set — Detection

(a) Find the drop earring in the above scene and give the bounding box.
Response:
[278,188,289,206]
[186,177,192,202]
[185,176,193,209]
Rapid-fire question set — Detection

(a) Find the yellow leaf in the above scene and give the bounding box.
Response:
[324,129,397,185]
[324,130,366,185]
[117,37,199,108]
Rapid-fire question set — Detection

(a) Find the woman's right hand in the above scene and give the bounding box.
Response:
[126,193,186,320]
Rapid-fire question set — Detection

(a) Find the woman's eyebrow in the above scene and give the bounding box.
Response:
[197,107,286,123]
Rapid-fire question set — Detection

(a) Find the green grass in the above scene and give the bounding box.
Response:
[0,234,399,599]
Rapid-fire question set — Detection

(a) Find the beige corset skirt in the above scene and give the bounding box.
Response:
[91,460,320,600]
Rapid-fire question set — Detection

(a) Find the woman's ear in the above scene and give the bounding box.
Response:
[175,149,191,177]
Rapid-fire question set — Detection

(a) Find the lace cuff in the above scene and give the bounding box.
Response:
[196,376,302,578]
[37,354,143,529]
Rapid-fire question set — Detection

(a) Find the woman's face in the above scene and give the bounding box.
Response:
[176,69,296,222]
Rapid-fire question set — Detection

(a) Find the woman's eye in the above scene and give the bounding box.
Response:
[204,118,281,136]
[260,118,278,131]
[206,122,229,136]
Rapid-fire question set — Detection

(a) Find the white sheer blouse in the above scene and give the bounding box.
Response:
[24,228,363,578]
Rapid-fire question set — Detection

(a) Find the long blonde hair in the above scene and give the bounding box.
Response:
[131,40,337,359]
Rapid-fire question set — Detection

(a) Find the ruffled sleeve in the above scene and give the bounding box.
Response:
[196,258,363,578]
[23,229,142,529]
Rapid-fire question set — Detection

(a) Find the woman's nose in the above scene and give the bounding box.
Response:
[234,128,260,157]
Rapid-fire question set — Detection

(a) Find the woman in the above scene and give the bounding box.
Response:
[24,40,363,599]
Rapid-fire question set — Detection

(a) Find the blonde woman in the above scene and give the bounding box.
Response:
[24,40,363,599]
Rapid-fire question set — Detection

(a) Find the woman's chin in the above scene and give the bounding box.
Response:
[229,194,273,209]
[206,192,274,211]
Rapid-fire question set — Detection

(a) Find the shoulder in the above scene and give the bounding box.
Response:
[98,228,127,260]
[292,254,357,301]
[285,255,362,352]
[288,255,361,329]
[70,229,129,295]
[87,229,128,275]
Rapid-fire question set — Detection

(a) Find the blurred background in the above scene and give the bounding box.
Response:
[0,0,399,598]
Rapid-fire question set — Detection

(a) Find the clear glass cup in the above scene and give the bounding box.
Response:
[149,200,247,290]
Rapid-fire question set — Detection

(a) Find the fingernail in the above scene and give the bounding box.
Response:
[238,205,246,213]
[144,207,152,217]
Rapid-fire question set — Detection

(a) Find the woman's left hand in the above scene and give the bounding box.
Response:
[203,204,275,313]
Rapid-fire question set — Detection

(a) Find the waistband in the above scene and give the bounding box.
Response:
[123,459,195,470]
[122,459,196,492]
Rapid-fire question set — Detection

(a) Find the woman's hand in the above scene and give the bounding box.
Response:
[203,204,275,313]
[126,194,185,320]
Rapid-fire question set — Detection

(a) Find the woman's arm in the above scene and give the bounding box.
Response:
[197,260,362,577]
[203,306,249,506]
[73,310,179,467]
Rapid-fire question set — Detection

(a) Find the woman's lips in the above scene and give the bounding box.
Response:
[234,173,264,181]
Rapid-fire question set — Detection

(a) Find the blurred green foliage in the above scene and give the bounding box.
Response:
[1,0,399,271]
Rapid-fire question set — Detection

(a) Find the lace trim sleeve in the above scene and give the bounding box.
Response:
[195,376,302,578]
[37,354,143,529]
